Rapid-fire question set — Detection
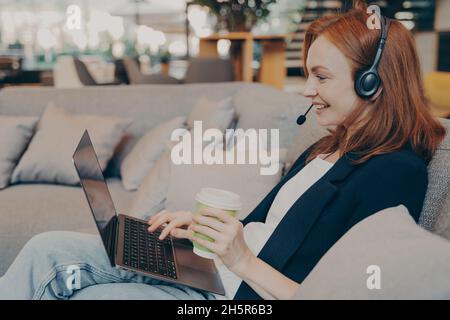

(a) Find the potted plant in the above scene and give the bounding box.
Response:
[159,48,171,75]
[191,0,277,33]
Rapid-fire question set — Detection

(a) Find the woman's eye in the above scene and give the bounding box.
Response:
[316,75,327,81]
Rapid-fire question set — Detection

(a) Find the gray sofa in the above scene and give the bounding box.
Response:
[0,82,449,287]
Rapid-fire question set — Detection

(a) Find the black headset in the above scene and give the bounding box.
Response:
[354,15,391,99]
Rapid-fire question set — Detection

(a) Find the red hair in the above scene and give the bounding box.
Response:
[303,1,446,165]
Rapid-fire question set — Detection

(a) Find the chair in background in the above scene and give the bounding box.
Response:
[183,57,235,83]
[73,58,120,86]
[53,56,84,88]
[121,57,180,85]
[84,56,235,86]
[73,57,98,86]
[114,59,130,84]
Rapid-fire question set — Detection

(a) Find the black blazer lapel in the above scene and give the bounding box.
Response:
[258,181,337,270]
[255,153,359,271]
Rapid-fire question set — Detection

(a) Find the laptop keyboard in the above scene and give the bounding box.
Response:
[123,217,177,279]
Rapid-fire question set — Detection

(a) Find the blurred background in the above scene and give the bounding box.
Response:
[0,0,448,116]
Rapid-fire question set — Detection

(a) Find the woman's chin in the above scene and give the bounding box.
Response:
[316,117,335,127]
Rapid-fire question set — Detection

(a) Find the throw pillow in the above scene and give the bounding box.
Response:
[120,116,186,191]
[0,116,38,189]
[129,150,171,220]
[11,105,131,185]
[293,205,450,299]
[186,96,235,132]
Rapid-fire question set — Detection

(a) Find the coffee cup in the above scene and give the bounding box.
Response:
[192,187,242,259]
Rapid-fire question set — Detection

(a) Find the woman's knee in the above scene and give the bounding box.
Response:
[22,231,88,257]
[26,230,72,247]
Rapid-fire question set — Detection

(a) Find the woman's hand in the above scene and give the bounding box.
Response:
[190,207,255,275]
[147,209,193,240]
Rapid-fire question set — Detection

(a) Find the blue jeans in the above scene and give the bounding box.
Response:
[0,231,216,300]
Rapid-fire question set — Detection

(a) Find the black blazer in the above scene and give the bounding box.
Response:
[233,143,428,300]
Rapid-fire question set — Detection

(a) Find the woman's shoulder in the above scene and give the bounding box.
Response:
[353,147,427,184]
[346,147,429,223]
[364,147,426,171]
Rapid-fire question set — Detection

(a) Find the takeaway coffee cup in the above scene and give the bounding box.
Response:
[193,187,242,259]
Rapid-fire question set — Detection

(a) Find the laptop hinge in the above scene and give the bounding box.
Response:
[109,216,118,265]
[101,216,118,266]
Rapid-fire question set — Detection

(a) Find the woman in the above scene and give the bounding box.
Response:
[0,2,446,300]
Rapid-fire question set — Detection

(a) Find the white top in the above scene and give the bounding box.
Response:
[214,154,334,299]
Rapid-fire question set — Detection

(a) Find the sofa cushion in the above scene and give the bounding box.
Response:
[0,116,38,189]
[186,96,235,132]
[11,105,131,185]
[419,118,450,237]
[0,179,134,276]
[120,116,186,191]
[293,205,450,299]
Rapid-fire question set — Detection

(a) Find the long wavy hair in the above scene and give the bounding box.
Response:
[303,1,446,165]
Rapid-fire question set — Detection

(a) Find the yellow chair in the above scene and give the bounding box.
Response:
[423,71,450,119]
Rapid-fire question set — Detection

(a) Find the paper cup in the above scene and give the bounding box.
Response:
[193,187,242,259]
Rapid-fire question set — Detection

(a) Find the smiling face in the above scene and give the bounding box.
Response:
[303,35,361,127]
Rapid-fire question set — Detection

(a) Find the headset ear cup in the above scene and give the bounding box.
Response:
[355,70,381,98]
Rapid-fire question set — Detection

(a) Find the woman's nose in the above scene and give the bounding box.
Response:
[302,80,317,98]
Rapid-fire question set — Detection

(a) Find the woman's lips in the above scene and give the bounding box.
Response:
[314,104,330,114]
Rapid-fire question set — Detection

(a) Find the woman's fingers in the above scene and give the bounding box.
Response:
[192,234,220,253]
[193,214,226,232]
[148,213,173,232]
[148,211,194,236]
[191,224,225,242]
[170,228,194,240]
[159,218,186,240]
[148,209,167,224]
[199,207,234,224]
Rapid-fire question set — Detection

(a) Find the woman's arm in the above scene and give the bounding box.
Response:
[227,253,300,300]
[185,207,300,300]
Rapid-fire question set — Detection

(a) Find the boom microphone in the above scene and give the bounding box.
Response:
[296,104,313,125]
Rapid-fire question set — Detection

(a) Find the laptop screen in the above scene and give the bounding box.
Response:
[72,130,117,247]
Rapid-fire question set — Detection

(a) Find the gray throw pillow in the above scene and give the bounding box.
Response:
[129,150,171,220]
[186,96,235,132]
[0,116,38,189]
[11,105,131,185]
[120,116,186,191]
[293,205,450,300]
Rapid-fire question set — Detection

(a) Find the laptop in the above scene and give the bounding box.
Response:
[72,130,225,295]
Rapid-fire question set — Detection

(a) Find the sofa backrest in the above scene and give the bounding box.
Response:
[419,118,450,237]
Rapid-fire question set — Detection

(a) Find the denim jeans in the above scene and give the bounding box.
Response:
[0,231,216,300]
